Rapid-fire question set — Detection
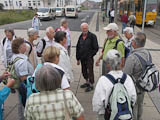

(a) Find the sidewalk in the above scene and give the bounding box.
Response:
[0,11,160,120]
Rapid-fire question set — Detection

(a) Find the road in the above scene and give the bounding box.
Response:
[0,10,95,32]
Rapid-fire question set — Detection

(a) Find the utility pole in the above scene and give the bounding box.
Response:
[114,0,118,23]
[142,0,147,32]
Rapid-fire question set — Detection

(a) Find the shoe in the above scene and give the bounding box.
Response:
[80,83,90,88]
[85,86,94,92]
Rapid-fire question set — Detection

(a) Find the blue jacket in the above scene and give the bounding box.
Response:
[0,86,10,120]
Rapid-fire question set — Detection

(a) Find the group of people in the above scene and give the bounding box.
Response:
[0,14,154,120]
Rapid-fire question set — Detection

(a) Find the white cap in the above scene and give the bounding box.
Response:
[123,27,134,34]
[103,23,119,31]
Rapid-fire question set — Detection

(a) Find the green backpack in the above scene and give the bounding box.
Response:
[3,57,23,89]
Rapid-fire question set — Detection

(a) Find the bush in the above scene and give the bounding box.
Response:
[0,10,35,25]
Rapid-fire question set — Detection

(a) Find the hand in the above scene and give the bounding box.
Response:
[1,72,10,80]
[77,60,80,65]
[6,78,15,88]
[96,59,100,66]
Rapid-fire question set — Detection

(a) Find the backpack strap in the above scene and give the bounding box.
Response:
[55,67,64,79]
[13,57,23,64]
[2,37,6,46]
[41,39,46,54]
[25,41,32,56]
[120,73,127,84]
[113,39,123,49]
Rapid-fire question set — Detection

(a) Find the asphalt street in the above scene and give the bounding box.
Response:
[0,10,95,31]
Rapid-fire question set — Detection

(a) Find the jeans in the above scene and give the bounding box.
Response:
[122,22,127,33]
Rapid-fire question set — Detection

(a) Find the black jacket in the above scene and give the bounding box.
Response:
[76,31,99,60]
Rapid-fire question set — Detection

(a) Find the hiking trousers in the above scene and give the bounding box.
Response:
[81,57,94,84]
[133,91,145,120]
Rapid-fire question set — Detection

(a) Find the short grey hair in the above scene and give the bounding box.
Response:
[35,65,61,91]
[80,22,88,29]
[46,26,54,33]
[134,32,146,47]
[105,49,121,70]
[27,28,38,36]
[60,18,67,26]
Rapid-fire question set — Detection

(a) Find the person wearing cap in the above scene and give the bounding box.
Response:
[121,11,128,34]
[32,13,42,34]
[96,23,125,75]
[25,28,39,69]
[93,49,137,120]
[124,27,134,53]
[0,29,16,67]
[76,23,99,92]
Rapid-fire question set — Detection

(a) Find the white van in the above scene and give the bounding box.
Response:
[65,5,78,18]
[56,7,65,16]
[37,8,56,20]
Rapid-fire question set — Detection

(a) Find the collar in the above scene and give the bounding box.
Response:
[12,53,28,60]
[131,47,145,54]
[44,62,65,72]
[54,42,67,52]
[109,36,120,43]
[128,36,134,42]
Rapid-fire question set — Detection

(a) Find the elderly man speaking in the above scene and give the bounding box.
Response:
[76,23,99,92]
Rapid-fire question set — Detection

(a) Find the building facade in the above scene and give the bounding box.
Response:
[0,0,75,9]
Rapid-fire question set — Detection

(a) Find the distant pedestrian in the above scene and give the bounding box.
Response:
[76,23,99,92]
[0,29,16,67]
[123,27,134,53]
[129,12,136,30]
[37,27,55,57]
[93,49,137,120]
[123,32,148,120]
[110,8,114,23]
[0,72,15,120]
[54,31,74,83]
[108,8,112,23]
[102,10,105,23]
[32,14,42,34]
[24,65,85,120]
[121,11,128,33]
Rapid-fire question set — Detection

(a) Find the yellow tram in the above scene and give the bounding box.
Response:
[119,0,157,25]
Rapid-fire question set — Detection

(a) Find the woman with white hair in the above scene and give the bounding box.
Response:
[92,49,136,120]
[25,28,39,69]
[24,65,84,120]
[58,18,71,56]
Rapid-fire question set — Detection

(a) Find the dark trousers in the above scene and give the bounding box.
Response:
[81,57,94,84]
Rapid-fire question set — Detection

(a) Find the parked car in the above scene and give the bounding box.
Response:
[37,8,56,20]
[65,5,78,18]
[56,7,65,17]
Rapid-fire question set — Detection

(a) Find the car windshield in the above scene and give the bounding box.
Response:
[67,8,75,12]
[56,8,62,11]
[38,8,49,13]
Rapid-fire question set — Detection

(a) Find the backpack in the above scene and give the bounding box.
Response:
[26,64,65,98]
[2,37,6,46]
[114,39,130,58]
[37,39,46,57]
[104,73,133,120]
[3,57,23,89]
[134,53,159,92]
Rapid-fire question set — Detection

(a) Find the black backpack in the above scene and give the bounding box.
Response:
[37,39,46,57]
[113,39,130,58]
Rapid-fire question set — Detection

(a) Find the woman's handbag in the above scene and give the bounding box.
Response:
[63,90,72,120]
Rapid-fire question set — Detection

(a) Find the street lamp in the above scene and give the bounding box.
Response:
[142,0,147,32]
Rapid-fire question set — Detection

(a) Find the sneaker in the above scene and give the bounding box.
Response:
[80,83,90,88]
[85,86,94,92]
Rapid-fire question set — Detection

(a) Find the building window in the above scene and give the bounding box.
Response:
[19,1,22,6]
[38,1,40,6]
[16,1,18,6]
[4,1,8,6]
[48,0,51,5]
[33,1,36,6]
[9,0,13,6]
[28,1,31,6]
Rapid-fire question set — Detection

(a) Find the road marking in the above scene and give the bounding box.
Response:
[81,15,90,22]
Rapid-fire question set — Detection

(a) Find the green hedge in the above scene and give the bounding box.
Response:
[0,10,35,25]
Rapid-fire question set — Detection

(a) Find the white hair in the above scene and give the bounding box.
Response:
[46,26,54,33]
[124,27,134,35]
[27,28,38,36]
[80,22,89,28]
[105,49,121,70]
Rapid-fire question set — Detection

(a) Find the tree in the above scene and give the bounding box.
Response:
[0,3,4,10]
